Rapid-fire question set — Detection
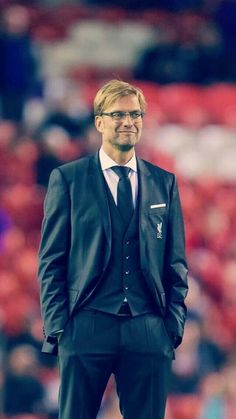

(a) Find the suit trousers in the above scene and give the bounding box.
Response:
[57,309,174,419]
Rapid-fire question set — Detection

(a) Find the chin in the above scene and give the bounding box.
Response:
[117,144,134,152]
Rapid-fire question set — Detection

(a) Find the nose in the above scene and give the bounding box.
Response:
[123,113,133,124]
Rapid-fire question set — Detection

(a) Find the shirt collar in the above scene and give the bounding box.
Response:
[99,147,137,172]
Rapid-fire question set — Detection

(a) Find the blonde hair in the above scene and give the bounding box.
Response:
[94,79,146,115]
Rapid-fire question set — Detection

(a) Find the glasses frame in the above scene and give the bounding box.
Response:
[99,111,145,121]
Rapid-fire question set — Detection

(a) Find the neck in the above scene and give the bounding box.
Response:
[102,145,135,165]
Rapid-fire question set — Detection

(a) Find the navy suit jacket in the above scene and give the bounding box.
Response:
[38,152,188,354]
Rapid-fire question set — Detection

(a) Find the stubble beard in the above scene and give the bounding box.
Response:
[112,132,140,152]
[115,143,134,152]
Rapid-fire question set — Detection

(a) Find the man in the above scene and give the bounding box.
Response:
[38,79,188,419]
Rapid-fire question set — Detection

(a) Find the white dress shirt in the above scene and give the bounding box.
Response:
[99,147,138,208]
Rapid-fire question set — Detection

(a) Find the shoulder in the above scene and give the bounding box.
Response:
[59,154,92,172]
[53,153,95,181]
[138,158,175,182]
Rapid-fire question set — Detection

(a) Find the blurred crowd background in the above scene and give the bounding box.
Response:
[0,0,236,418]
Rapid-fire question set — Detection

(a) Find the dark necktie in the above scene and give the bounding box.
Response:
[111,166,134,226]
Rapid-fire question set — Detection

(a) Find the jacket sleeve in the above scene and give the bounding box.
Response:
[164,175,188,347]
[38,168,70,338]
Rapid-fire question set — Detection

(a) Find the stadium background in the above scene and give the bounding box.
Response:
[0,0,236,418]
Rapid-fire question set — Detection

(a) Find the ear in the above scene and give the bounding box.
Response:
[95,116,104,133]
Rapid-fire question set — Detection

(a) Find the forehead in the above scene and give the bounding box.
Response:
[106,94,141,111]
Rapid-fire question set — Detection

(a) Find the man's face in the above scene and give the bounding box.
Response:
[95,94,143,154]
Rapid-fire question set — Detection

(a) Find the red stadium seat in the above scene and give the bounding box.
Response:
[158,84,208,126]
[203,84,236,126]
[168,395,201,419]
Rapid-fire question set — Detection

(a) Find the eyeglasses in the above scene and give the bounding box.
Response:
[99,111,145,121]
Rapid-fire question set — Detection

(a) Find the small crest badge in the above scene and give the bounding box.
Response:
[156,222,163,239]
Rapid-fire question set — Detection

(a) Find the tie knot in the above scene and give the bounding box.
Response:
[111,166,130,179]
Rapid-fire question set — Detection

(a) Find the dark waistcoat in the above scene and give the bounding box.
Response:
[86,178,155,316]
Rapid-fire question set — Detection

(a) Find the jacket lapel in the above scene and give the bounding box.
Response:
[137,159,155,271]
[88,153,111,252]
[137,158,154,215]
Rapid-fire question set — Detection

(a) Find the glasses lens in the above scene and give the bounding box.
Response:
[130,111,143,119]
[111,112,124,120]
